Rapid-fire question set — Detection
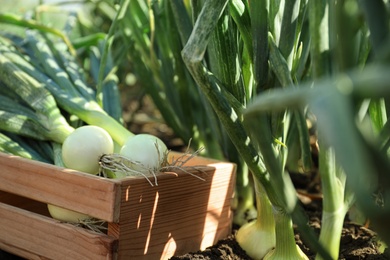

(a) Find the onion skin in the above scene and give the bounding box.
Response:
[263,245,309,260]
[62,125,114,174]
[119,134,167,174]
[47,204,90,223]
[236,220,276,259]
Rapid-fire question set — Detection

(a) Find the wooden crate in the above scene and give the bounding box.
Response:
[0,152,236,260]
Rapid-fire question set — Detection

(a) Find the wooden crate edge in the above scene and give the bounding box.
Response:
[0,200,118,260]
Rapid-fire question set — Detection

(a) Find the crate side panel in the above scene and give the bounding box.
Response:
[110,159,236,260]
[0,201,117,260]
[0,152,121,222]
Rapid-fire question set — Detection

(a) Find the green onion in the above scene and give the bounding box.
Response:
[0,131,51,163]
[0,13,76,55]
[0,34,133,146]
[0,50,74,143]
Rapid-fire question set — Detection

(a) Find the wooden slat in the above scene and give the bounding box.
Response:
[0,152,121,222]
[0,201,117,260]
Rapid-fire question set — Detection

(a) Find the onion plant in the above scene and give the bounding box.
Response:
[245,0,390,259]
[0,131,53,163]
[0,31,132,147]
[175,1,317,258]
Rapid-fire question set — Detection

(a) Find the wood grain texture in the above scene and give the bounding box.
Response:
[0,153,121,222]
[0,201,117,260]
[109,153,236,259]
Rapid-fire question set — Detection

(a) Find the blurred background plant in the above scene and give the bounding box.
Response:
[1,0,390,259]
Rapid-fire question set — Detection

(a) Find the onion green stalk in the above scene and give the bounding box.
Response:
[263,209,308,260]
[0,131,51,163]
[309,1,355,259]
[0,13,76,55]
[233,163,257,226]
[206,2,258,225]
[0,35,132,146]
[2,132,54,163]
[0,52,74,143]
[89,44,123,124]
[95,0,129,108]
[315,147,353,260]
[0,95,53,141]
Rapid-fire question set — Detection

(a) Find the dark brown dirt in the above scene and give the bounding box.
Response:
[168,198,389,260]
[298,199,389,260]
[165,200,389,260]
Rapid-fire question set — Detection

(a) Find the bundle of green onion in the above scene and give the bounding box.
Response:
[0,29,168,223]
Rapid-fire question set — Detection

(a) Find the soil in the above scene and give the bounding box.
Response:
[167,174,389,260]
[168,202,389,260]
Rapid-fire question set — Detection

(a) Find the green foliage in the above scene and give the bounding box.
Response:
[245,0,390,258]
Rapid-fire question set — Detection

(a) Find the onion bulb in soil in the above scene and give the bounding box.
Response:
[119,134,168,175]
[236,220,276,259]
